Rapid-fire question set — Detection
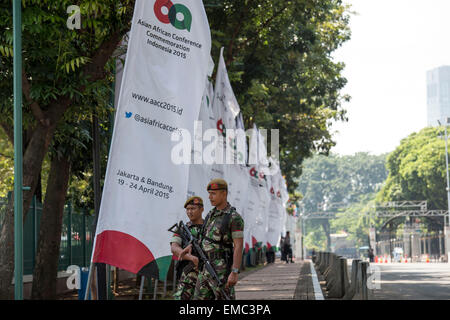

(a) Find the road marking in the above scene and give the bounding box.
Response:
[310,261,324,300]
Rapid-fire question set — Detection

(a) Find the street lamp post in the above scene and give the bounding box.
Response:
[438,118,450,263]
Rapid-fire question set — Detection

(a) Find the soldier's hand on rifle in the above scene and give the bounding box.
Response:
[190,256,199,270]
[225,271,238,288]
[179,244,192,260]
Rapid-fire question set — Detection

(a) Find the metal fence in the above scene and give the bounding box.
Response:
[0,196,95,275]
[375,231,447,262]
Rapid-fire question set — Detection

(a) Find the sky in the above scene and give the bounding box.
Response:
[330,0,450,156]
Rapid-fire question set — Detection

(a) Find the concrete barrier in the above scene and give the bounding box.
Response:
[324,254,338,285]
[313,252,370,300]
[318,252,323,266]
[319,252,329,274]
[357,261,369,300]
[341,257,351,295]
[343,259,369,300]
[343,259,360,300]
[316,251,323,268]
[318,252,330,282]
[316,252,323,269]
[326,256,346,298]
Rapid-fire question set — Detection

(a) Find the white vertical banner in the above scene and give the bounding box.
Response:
[267,159,283,249]
[226,165,249,216]
[280,175,289,236]
[213,47,241,135]
[92,0,212,278]
[212,46,248,222]
[187,77,223,215]
[255,170,270,247]
[255,127,271,248]
[243,166,259,251]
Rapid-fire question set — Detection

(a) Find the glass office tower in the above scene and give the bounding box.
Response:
[427,66,450,127]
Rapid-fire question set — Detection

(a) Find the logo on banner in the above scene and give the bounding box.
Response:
[250,167,258,178]
[249,167,266,181]
[217,119,226,137]
[229,136,244,162]
[154,0,192,32]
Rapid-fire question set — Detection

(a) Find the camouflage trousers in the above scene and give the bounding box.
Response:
[173,270,198,300]
[193,258,235,300]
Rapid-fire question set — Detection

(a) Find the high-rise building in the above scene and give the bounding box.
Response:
[427,66,450,126]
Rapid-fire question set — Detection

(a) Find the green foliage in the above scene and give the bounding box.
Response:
[206,0,352,193]
[297,152,388,212]
[297,152,388,249]
[0,1,131,210]
[304,227,327,252]
[0,129,13,198]
[330,194,377,248]
[0,0,132,128]
[377,126,447,210]
[377,126,448,231]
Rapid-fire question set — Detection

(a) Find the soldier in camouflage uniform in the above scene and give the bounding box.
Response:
[181,179,244,300]
[170,196,204,300]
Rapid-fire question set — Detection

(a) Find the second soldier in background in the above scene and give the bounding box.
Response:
[181,178,244,300]
[170,196,204,300]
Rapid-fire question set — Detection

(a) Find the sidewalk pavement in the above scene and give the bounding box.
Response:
[235,259,318,300]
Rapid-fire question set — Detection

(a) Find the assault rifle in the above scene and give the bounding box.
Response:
[168,221,231,300]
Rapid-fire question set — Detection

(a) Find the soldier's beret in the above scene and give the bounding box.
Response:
[207,178,228,191]
[184,196,203,208]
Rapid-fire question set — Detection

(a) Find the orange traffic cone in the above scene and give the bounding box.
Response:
[404,256,408,263]
[379,257,383,263]
[385,256,388,263]
[426,255,430,263]
[375,256,378,263]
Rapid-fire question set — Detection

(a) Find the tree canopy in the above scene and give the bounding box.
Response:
[206,0,352,193]
[297,152,388,250]
[377,126,448,232]
[377,126,448,210]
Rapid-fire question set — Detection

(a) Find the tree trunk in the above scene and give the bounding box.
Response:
[0,23,129,299]
[31,155,71,299]
[0,124,55,299]
[0,198,15,299]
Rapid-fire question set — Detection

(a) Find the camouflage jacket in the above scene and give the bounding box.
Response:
[200,202,244,256]
[171,221,203,277]
[170,221,203,247]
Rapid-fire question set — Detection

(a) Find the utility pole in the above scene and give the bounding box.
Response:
[444,122,450,263]
[438,119,450,263]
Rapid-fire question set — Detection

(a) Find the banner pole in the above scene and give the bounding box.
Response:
[84,262,94,300]
[139,276,145,300]
[13,0,23,301]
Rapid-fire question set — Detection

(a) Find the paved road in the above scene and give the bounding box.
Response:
[369,262,450,300]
